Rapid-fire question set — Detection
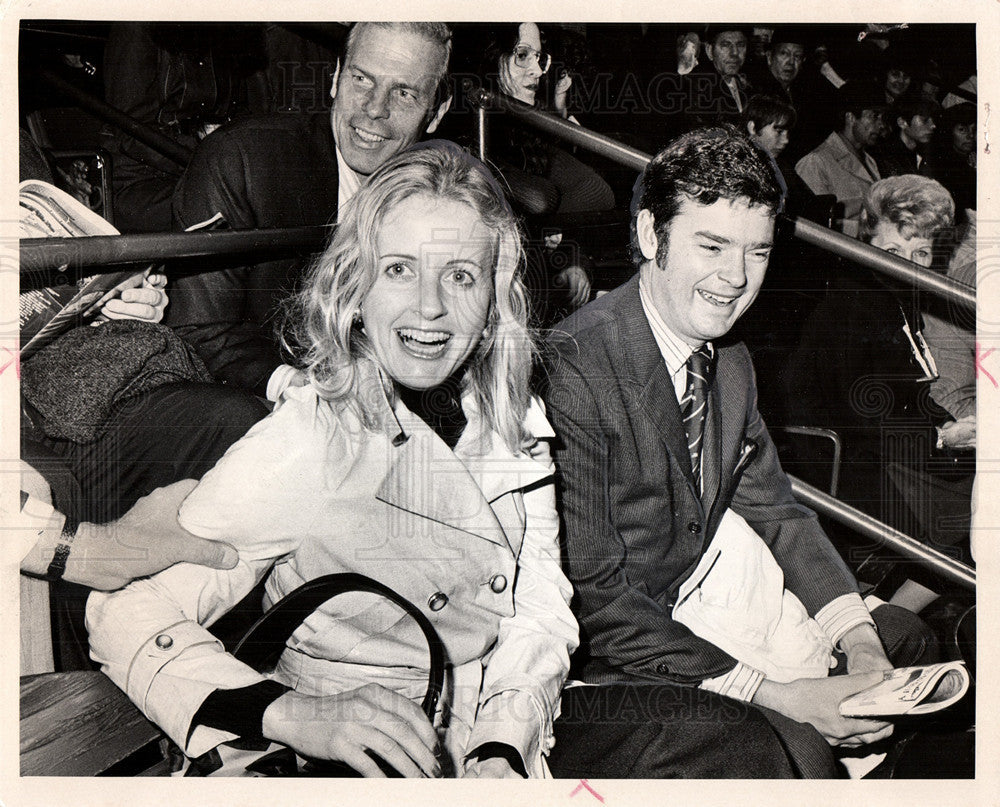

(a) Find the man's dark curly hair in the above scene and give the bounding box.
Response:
[634,125,782,262]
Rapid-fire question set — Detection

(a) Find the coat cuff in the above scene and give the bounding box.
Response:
[699,661,765,703]
[465,689,548,778]
[815,593,875,649]
[124,620,268,756]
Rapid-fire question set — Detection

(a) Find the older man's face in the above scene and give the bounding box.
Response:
[707,31,747,79]
[767,42,805,87]
[331,25,446,176]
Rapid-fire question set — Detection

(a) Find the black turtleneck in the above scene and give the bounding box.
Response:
[396,376,468,449]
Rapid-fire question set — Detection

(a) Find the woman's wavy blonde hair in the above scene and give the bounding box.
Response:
[284,141,535,454]
[859,175,955,243]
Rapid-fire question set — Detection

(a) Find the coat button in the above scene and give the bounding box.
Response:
[489,574,508,593]
[427,592,449,611]
[687,521,702,534]
[656,662,669,674]
[155,634,173,650]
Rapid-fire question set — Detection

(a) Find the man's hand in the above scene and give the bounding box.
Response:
[554,71,573,117]
[838,623,893,676]
[262,684,441,778]
[938,416,976,451]
[97,270,169,323]
[753,673,894,747]
[554,265,591,309]
[66,479,238,590]
[463,757,522,778]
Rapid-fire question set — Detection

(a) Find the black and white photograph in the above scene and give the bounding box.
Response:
[3,3,996,804]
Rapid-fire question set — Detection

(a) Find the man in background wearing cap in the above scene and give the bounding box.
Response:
[752,27,807,106]
[795,81,888,236]
[745,26,834,164]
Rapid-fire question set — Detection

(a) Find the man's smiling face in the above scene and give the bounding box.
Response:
[331,25,446,176]
[638,196,775,346]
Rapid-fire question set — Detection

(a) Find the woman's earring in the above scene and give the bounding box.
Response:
[352,308,363,325]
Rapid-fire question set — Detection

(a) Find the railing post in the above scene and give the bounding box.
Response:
[475,103,489,164]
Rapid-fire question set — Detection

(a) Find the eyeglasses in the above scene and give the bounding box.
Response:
[512,45,551,73]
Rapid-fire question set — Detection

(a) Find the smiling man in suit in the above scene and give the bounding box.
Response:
[167,22,453,398]
[543,126,935,778]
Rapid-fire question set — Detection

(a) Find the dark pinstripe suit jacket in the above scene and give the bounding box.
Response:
[544,275,860,686]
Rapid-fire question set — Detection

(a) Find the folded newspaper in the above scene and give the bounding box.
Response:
[839,660,970,718]
[19,180,223,361]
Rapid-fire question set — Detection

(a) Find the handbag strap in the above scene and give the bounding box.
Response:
[232,572,444,720]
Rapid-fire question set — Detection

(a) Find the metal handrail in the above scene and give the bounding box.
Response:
[15,90,977,589]
[19,226,330,289]
[19,87,977,314]
[789,475,976,591]
[37,68,194,166]
[779,426,842,498]
[475,88,652,172]
[473,89,976,313]
[475,90,977,587]
[791,217,976,311]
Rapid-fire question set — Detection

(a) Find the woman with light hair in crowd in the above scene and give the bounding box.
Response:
[87,142,578,778]
[787,174,973,613]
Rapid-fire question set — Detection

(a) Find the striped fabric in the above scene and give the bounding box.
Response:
[681,345,714,492]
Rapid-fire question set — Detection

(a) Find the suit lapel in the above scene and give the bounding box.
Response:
[615,278,701,502]
[705,347,748,527]
[701,373,722,511]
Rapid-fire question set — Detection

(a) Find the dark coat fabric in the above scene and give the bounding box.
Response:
[543,275,860,686]
[166,112,339,396]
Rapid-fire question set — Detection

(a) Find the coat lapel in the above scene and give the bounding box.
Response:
[374,396,550,554]
[376,423,512,549]
[831,133,879,184]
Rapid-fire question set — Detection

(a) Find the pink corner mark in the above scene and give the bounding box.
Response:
[0,343,20,380]
[976,343,997,388]
[570,779,605,802]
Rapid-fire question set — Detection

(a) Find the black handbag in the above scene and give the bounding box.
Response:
[186,572,445,777]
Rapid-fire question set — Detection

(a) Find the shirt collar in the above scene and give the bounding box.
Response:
[638,271,711,378]
[335,146,364,220]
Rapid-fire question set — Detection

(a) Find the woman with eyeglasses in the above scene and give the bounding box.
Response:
[480,23,614,217]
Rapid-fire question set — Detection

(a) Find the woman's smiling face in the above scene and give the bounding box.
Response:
[361,194,494,390]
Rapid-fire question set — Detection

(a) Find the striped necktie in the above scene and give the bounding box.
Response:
[681,345,714,492]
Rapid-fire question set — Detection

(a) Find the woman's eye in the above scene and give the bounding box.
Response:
[700,244,721,254]
[447,268,477,287]
[384,262,412,278]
